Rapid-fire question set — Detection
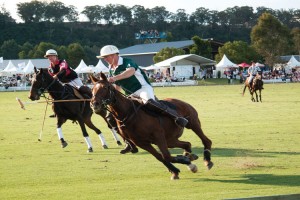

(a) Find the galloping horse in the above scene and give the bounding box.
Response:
[243,74,264,102]
[90,73,213,180]
[28,67,121,152]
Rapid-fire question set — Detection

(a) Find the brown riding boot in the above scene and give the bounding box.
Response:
[145,99,188,127]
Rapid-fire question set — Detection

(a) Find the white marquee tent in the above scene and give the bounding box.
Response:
[286,55,300,69]
[215,54,238,78]
[2,60,24,75]
[215,54,238,69]
[153,54,216,78]
[94,60,109,73]
[75,59,88,73]
[23,60,35,74]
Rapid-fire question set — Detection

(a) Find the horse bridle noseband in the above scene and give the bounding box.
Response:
[95,83,141,124]
[34,72,56,98]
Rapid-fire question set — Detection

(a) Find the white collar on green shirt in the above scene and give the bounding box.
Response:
[109,56,123,70]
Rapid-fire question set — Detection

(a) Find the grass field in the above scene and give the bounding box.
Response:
[0,82,299,200]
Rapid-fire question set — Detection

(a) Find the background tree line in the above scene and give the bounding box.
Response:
[0,1,299,67]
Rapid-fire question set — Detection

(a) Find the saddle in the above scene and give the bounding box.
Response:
[64,84,84,99]
[73,88,84,99]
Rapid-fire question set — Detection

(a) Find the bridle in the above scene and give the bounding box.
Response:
[33,70,70,100]
[93,81,141,124]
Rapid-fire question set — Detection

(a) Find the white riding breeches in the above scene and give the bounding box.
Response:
[132,84,155,103]
[66,78,83,89]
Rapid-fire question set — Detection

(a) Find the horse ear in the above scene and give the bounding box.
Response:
[34,66,38,73]
[100,72,108,81]
[90,74,100,85]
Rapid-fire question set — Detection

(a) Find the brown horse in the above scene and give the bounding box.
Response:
[243,74,264,102]
[28,67,121,152]
[90,73,213,180]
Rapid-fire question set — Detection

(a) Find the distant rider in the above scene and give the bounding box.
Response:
[44,49,92,97]
[247,61,261,89]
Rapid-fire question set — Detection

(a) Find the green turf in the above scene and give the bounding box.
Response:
[0,83,299,200]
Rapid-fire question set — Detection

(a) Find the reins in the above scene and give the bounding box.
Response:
[98,83,142,125]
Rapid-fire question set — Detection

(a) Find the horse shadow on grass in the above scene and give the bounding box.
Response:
[170,147,299,158]
[201,174,300,187]
[135,147,299,158]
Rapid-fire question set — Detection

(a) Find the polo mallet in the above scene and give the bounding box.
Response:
[38,102,48,141]
[16,97,25,110]
[16,97,91,141]
[16,97,49,141]
[16,98,91,110]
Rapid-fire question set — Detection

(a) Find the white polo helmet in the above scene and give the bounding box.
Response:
[96,45,119,58]
[44,49,58,58]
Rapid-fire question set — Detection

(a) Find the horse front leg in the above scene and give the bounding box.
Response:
[254,90,259,102]
[259,89,262,102]
[84,116,108,149]
[190,123,213,170]
[137,142,181,180]
[242,85,247,96]
[57,116,68,148]
[77,117,95,153]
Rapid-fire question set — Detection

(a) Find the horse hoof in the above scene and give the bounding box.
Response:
[187,163,198,173]
[171,173,179,180]
[183,152,199,161]
[117,141,122,146]
[87,147,93,153]
[102,145,108,149]
[205,161,214,170]
[61,141,68,148]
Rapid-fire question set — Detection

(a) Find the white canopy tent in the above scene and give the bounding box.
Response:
[141,65,163,71]
[94,60,109,73]
[80,65,97,73]
[286,55,300,69]
[75,59,88,73]
[23,60,34,74]
[2,60,24,75]
[215,54,238,69]
[153,54,216,78]
[215,54,238,78]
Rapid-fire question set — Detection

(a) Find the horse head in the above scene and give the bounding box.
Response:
[90,73,116,113]
[28,67,54,101]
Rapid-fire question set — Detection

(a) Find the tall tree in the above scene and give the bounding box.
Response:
[149,6,170,23]
[190,7,210,25]
[17,1,46,23]
[0,5,15,24]
[44,1,73,22]
[251,13,291,66]
[215,40,260,63]
[29,42,56,58]
[171,9,189,23]
[18,42,34,59]
[130,5,151,29]
[0,39,20,59]
[291,27,300,55]
[114,4,132,24]
[190,36,212,59]
[66,43,86,68]
[82,5,103,24]
[153,47,185,63]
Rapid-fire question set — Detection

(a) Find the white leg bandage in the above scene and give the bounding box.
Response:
[57,128,64,140]
[98,133,107,146]
[84,137,93,148]
[110,128,120,142]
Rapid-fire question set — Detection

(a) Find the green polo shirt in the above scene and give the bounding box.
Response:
[109,57,151,95]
